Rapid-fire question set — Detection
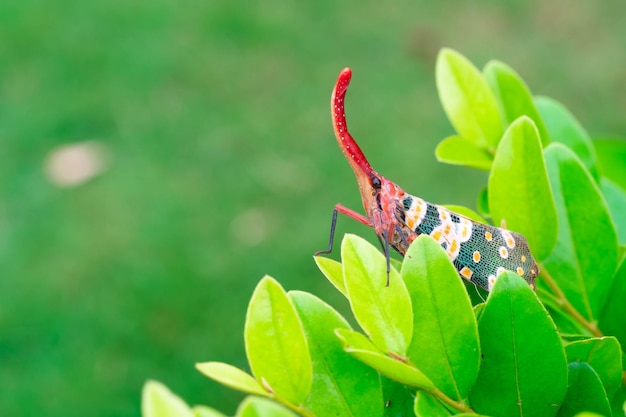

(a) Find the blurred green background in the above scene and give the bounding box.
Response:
[1,0,625,415]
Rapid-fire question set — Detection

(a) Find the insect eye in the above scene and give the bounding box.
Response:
[371,176,382,189]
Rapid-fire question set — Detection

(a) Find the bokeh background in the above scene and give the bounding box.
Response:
[2,1,625,415]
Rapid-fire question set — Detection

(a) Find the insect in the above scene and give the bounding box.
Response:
[315,68,538,291]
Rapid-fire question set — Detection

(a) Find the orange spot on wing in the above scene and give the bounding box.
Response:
[521,255,527,263]
[516,267,524,276]
[473,251,481,263]
[460,266,473,280]
[485,231,492,242]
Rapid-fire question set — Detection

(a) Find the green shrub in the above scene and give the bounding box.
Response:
[140,49,626,417]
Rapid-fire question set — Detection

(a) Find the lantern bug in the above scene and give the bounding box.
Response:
[315,68,538,291]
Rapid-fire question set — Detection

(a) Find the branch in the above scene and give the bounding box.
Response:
[425,387,475,414]
[539,264,603,337]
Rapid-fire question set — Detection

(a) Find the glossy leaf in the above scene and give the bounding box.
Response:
[335,328,434,389]
[600,177,626,244]
[476,187,490,218]
[341,234,412,356]
[244,276,311,404]
[455,415,490,417]
[539,289,586,335]
[469,272,567,417]
[314,256,346,297]
[401,235,480,400]
[436,48,502,149]
[488,116,557,260]
[141,380,195,417]
[599,258,626,353]
[556,362,611,417]
[543,144,619,321]
[289,291,382,417]
[413,391,451,417]
[463,282,488,308]
[193,406,228,417]
[594,138,626,191]
[442,205,488,224]
[484,60,550,146]
[609,384,626,417]
[535,96,597,178]
[435,135,493,170]
[565,337,622,396]
[381,377,416,417]
[235,397,298,417]
[472,302,485,319]
[195,362,268,397]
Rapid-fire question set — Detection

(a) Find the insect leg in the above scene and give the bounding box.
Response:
[378,231,391,287]
[314,204,371,256]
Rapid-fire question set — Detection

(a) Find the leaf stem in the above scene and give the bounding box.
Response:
[425,387,475,414]
[278,400,315,417]
[539,264,603,337]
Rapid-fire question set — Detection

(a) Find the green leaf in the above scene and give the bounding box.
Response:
[335,328,434,389]
[565,337,622,396]
[442,205,488,224]
[472,302,485,319]
[488,116,558,260]
[539,289,587,335]
[535,96,597,178]
[314,256,346,297]
[381,376,416,417]
[401,235,480,400]
[469,272,568,417]
[341,234,413,355]
[543,144,619,321]
[435,135,493,170]
[193,406,228,417]
[235,397,298,417]
[594,138,626,191]
[413,391,451,417]
[289,291,383,417]
[609,384,626,417]
[599,258,626,353]
[455,415,490,417]
[476,187,490,218]
[436,48,502,149]
[195,362,268,397]
[464,282,489,307]
[141,380,194,417]
[556,362,611,417]
[600,177,626,245]
[244,276,312,404]
[484,60,550,146]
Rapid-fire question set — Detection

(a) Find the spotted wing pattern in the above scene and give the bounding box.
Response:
[398,194,538,291]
